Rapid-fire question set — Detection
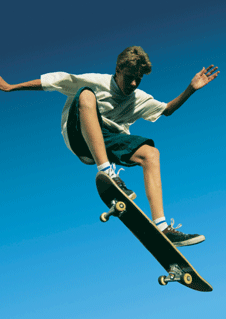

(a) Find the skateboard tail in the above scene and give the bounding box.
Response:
[96,172,213,292]
[119,209,213,292]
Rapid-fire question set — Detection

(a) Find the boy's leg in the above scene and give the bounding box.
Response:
[130,144,205,246]
[78,89,136,199]
[78,89,108,166]
[130,145,164,221]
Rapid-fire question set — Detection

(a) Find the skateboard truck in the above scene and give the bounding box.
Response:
[100,200,126,222]
[158,264,193,286]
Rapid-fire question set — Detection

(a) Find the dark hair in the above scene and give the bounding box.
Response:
[116,46,152,76]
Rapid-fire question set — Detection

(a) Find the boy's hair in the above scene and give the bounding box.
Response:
[116,46,152,76]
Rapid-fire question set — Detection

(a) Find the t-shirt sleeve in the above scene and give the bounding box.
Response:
[41,72,81,96]
[133,90,167,122]
[141,97,167,122]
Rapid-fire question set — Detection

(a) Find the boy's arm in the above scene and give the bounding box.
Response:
[163,65,220,116]
[0,77,43,92]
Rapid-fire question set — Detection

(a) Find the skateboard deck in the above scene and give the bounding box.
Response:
[96,172,213,292]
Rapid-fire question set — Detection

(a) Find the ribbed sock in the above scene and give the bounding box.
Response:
[97,162,116,177]
[97,162,111,172]
[154,217,168,231]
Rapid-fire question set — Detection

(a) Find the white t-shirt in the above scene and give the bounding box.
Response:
[41,72,167,151]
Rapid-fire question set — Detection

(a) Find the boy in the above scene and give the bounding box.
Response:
[0,46,220,247]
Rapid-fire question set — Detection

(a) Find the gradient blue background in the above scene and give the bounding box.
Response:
[1,0,225,318]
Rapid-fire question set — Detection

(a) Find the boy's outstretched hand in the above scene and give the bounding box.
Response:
[191,65,220,91]
[0,77,11,92]
[0,77,42,92]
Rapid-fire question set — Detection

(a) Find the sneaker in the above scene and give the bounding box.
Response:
[163,219,205,247]
[109,165,136,200]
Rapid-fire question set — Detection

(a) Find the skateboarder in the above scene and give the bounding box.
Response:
[0,46,220,247]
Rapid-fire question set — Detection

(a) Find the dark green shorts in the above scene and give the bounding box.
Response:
[67,87,155,167]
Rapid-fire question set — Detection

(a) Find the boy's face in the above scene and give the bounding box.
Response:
[115,68,143,96]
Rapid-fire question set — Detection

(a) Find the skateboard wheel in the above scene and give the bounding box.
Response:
[182,273,192,285]
[158,276,168,286]
[100,213,109,222]
[115,201,126,212]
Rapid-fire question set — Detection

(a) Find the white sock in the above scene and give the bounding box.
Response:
[97,162,116,177]
[154,217,168,231]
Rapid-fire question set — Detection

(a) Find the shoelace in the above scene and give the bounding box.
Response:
[110,164,128,189]
[111,163,125,177]
[169,218,183,233]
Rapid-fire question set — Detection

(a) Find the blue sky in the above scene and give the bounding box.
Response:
[1,0,226,318]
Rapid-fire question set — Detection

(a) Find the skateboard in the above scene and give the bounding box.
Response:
[96,172,213,292]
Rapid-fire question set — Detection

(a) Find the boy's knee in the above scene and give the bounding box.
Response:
[78,89,96,110]
[131,145,160,167]
[144,146,160,164]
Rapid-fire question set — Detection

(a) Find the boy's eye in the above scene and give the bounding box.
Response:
[126,76,137,84]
